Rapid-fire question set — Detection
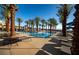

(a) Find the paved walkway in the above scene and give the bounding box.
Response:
[0,38,49,55]
[0,37,71,55]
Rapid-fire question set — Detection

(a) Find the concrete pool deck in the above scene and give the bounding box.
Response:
[0,32,71,55]
[0,37,50,55]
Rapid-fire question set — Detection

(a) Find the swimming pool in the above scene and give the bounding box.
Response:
[18,32,52,38]
[28,32,52,38]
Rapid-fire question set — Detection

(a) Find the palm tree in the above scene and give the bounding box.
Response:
[25,20,32,32]
[30,20,35,32]
[25,20,29,32]
[0,4,11,32]
[0,16,4,31]
[17,18,23,31]
[10,4,16,36]
[28,20,32,32]
[35,17,40,32]
[25,20,29,27]
[71,5,79,54]
[51,18,58,30]
[48,18,58,35]
[45,21,48,31]
[41,19,45,31]
[57,4,73,37]
[28,20,31,28]
[48,23,50,32]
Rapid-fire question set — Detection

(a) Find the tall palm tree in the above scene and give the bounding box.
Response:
[41,19,45,31]
[45,21,48,31]
[51,18,58,30]
[10,4,16,36]
[28,20,32,32]
[30,20,35,32]
[35,17,40,32]
[0,4,11,32]
[48,23,50,32]
[17,18,23,31]
[48,18,58,35]
[57,4,73,37]
[25,20,29,31]
[28,20,31,28]
[71,5,79,54]
[25,20,29,27]
[0,16,4,31]
[25,20,31,32]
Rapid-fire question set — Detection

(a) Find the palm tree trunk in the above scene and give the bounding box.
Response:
[6,19,8,31]
[2,24,4,31]
[42,25,43,31]
[19,22,20,31]
[31,25,32,32]
[48,25,50,32]
[50,25,52,36]
[29,23,31,32]
[6,17,10,32]
[10,4,15,36]
[32,25,34,32]
[46,24,47,31]
[71,5,79,54]
[36,25,38,32]
[62,19,66,36]
[62,4,67,37]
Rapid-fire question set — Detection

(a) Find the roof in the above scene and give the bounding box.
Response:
[67,21,74,29]
[67,21,74,26]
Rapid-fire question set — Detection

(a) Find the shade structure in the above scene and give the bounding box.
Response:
[66,21,74,29]
[67,21,74,26]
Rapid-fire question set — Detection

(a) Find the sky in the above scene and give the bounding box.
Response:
[15,4,75,30]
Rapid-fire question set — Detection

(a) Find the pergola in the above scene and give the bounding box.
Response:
[66,21,74,29]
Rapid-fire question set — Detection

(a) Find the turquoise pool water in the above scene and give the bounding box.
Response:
[28,32,52,38]
[31,33,50,38]
[18,32,52,38]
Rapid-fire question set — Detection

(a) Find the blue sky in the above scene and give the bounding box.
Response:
[15,4,75,29]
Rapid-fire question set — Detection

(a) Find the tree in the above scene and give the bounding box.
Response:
[25,20,29,27]
[35,17,40,32]
[71,5,79,54]
[51,18,58,29]
[57,4,73,37]
[25,20,29,31]
[48,18,58,35]
[30,20,35,32]
[0,16,4,31]
[28,20,31,28]
[10,4,16,36]
[0,4,11,32]
[41,19,45,31]
[45,21,48,31]
[17,18,23,31]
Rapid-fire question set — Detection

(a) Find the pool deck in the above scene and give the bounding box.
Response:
[0,32,71,55]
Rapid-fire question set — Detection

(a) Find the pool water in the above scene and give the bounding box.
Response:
[29,32,52,38]
[18,32,52,38]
